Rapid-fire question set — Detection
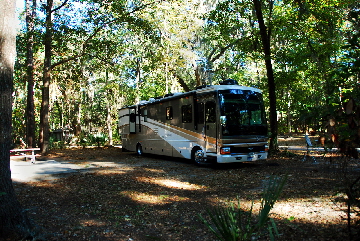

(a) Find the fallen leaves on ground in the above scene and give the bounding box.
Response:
[13,142,360,241]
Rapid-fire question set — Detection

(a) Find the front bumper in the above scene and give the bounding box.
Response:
[210,151,268,163]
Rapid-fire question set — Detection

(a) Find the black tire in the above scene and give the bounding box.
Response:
[192,147,206,166]
[136,143,143,156]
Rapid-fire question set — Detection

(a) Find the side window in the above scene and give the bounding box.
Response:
[197,102,204,124]
[205,101,216,123]
[182,105,192,123]
[130,113,136,123]
[129,108,136,133]
[166,106,173,120]
[143,108,148,122]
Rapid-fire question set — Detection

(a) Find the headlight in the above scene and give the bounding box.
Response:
[220,147,231,155]
[265,145,269,152]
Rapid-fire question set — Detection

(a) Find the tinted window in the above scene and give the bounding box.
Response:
[143,108,147,122]
[197,102,204,124]
[166,106,173,120]
[205,101,216,123]
[182,105,192,123]
[130,113,136,123]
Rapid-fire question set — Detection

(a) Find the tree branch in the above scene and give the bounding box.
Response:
[172,72,191,92]
[51,0,69,13]
[209,39,241,63]
[51,54,82,69]
[51,1,156,70]
[129,2,157,14]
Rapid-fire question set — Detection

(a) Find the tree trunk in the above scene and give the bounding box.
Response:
[0,1,34,239]
[105,71,113,146]
[173,73,191,92]
[135,58,141,104]
[55,101,64,128]
[26,0,37,148]
[195,67,201,86]
[253,0,279,153]
[75,102,82,136]
[39,0,53,153]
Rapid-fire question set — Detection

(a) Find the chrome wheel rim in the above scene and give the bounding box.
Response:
[194,149,205,164]
[136,145,142,155]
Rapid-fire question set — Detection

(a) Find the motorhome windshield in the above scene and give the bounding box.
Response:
[219,89,267,136]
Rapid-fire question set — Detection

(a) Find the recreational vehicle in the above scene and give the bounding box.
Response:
[118,80,268,165]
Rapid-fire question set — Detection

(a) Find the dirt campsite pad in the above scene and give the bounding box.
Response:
[12,139,360,240]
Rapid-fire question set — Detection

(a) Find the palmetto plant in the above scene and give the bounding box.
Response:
[200,175,287,241]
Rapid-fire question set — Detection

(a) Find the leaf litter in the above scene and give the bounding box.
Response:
[13,144,360,240]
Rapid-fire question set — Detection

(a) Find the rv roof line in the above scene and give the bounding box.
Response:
[146,92,184,102]
[194,80,239,89]
[164,92,183,97]
[195,85,211,90]
[164,93,174,98]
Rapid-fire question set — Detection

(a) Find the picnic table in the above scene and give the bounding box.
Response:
[10,148,40,164]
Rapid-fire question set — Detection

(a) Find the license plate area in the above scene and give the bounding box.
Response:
[247,153,256,161]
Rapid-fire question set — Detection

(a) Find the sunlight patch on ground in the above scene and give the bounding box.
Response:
[97,166,135,174]
[80,219,106,227]
[140,177,207,190]
[234,196,351,225]
[212,195,355,226]
[142,168,165,173]
[120,190,190,204]
[271,198,349,224]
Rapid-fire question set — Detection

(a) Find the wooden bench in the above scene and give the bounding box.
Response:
[10,148,40,164]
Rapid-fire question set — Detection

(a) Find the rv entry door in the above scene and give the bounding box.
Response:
[205,101,217,152]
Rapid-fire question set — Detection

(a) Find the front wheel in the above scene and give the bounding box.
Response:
[136,144,143,156]
[192,148,206,166]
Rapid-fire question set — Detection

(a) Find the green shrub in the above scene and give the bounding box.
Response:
[200,175,287,241]
[77,132,108,147]
[49,136,66,150]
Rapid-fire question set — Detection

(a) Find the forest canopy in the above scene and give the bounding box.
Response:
[13,0,360,151]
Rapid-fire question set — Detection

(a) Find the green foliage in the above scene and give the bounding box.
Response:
[49,137,66,150]
[202,201,252,241]
[78,132,108,147]
[200,175,287,241]
[91,133,108,147]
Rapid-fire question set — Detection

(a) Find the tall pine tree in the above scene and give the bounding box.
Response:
[0,0,34,239]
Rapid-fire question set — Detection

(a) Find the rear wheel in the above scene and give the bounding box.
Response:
[136,143,143,156]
